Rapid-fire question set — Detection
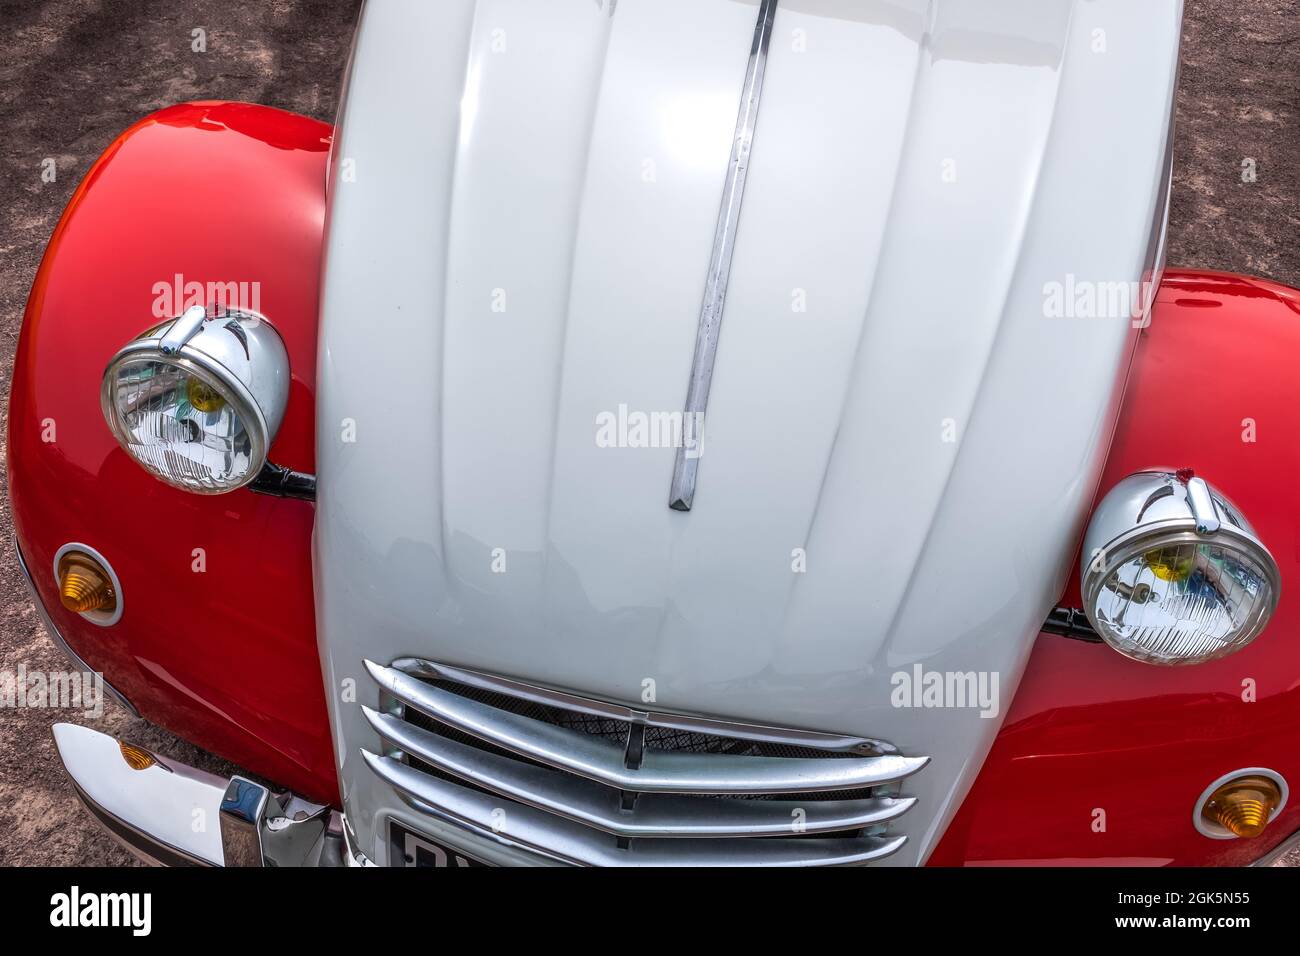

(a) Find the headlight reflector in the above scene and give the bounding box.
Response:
[101,306,289,494]
[1081,471,1279,665]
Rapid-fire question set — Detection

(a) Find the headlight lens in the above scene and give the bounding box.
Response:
[1089,534,1276,664]
[1082,471,1280,665]
[101,307,289,494]
[103,358,261,492]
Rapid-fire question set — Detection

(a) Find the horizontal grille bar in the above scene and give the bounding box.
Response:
[364,706,915,838]
[363,752,909,867]
[393,657,892,753]
[365,660,927,795]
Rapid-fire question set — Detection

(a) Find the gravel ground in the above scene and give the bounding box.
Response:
[0,0,1297,866]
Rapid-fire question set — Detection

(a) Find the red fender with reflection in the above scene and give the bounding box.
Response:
[8,102,337,804]
[930,270,1300,865]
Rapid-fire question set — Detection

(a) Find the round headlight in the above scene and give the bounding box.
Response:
[1081,471,1280,665]
[101,306,289,494]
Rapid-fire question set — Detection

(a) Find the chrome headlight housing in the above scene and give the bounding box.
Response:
[1081,470,1280,665]
[101,306,289,494]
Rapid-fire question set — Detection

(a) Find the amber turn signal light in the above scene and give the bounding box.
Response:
[1201,775,1283,839]
[118,741,157,772]
[57,552,116,615]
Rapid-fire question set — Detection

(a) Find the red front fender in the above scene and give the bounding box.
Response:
[8,102,337,804]
[931,270,1300,866]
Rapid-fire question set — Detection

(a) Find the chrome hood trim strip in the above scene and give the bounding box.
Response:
[668,0,778,511]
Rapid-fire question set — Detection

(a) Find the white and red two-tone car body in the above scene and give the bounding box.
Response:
[11,0,1300,866]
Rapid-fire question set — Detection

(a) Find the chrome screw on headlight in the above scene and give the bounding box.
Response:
[101,305,290,494]
[1081,470,1280,665]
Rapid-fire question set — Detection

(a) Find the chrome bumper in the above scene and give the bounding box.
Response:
[52,723,1300,868]
[52,723,349,867]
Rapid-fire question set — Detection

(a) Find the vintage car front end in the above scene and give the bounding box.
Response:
[11,0,1300,867]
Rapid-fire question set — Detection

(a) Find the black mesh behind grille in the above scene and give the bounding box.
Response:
[414,676,861,759]
[422,678,630,743]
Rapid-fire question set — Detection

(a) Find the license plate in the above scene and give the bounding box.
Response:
[389,822,490,867]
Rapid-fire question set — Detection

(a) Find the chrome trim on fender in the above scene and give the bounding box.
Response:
[14,537,138,716]
[668,0,778,512]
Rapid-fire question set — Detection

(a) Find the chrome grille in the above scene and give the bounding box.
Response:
[361,658,927,866]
